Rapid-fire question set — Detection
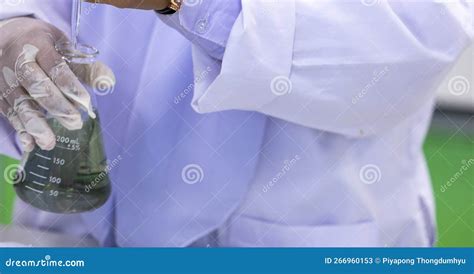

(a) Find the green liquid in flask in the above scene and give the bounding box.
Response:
[15,113,111,213]
[14,0,109,213]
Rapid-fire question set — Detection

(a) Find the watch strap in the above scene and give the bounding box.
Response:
[156,0,181,15]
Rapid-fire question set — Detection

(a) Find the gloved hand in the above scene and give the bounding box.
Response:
[0,17,115,152]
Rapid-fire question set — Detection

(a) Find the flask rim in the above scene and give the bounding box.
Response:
[55,42,99,64]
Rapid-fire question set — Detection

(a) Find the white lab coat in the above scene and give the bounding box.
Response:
[0,0,472,247]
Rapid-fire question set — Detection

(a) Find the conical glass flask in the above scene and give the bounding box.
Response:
[13,0,111,213]
[15,108,111,213]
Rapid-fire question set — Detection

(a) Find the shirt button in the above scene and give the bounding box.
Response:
[195,18,208,34]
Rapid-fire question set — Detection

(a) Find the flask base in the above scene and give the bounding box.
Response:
[14,173,111,214]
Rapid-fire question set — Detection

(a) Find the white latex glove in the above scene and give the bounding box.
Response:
[0,17,115,152]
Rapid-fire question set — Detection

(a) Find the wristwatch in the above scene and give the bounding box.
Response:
[156,0,182,15]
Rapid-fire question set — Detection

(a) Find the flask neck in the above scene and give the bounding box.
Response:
[54,41,100,119]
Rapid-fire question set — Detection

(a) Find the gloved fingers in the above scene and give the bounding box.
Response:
[0,97,10,117]
[8,111,38,153]
[15,96,56,151]
[13,59,83,131]
[0,97,36,152]
[0,79,32,151]
[6,111,36,153]
[1,83,55,151]
[36,49,96,119]
[70,62,116,95]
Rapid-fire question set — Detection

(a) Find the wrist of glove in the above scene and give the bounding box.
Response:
[0,17,115,152]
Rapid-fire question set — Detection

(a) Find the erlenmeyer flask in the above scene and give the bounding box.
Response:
[15,113,111,213]
[13,41,111,214]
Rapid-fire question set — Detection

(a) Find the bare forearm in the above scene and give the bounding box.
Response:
[84,0,170,10]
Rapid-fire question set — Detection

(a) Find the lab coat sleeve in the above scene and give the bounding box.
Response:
[0,0,72,157]
[157,0,241,60]
[173,0,473,137]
